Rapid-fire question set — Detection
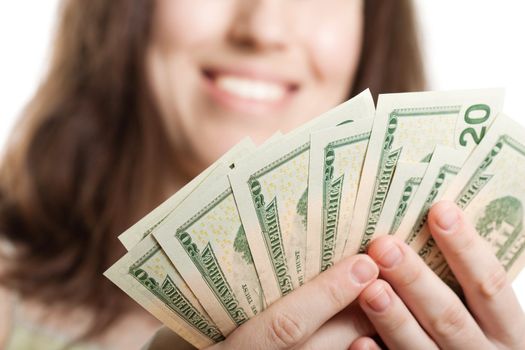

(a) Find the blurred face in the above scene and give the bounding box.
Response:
[147,0,364,176]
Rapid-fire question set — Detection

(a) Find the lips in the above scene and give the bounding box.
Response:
[215,75,286,102]
[202,67,299,115]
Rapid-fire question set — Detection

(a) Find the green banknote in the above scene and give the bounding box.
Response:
[394,146,467,250]
[104,235,224,349]
[424,115,525,285]
[107,138,277,344]
[346,89,504,255]
[373,162,428,237]
[305,118,373,280]
[118,138,256,250]
[229,90,374,304]
[154,165,264,335]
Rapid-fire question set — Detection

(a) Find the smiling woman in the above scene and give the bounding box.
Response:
[148,0,364,168]
[0,0,424,349]
[148,0,424,174]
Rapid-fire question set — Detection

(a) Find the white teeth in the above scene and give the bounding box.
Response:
[215,75,286,102]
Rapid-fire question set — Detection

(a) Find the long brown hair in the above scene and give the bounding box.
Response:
[0,0,425,337]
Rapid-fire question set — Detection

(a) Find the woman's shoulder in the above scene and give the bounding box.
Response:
[0,251,163,349]
[0,242,17,347]
[0,244,94,348]
[0,285,14,349]
[0,290,160,350]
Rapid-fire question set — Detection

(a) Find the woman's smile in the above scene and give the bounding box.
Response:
[202,63,300,116]
[148,0,363,169]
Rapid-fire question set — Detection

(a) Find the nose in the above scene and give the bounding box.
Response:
[229,0,288,51]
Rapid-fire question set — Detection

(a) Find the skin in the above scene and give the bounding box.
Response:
[145,0,525,349]
[147,0,363,178]
[357,201,525,349]
[205,202,525,349]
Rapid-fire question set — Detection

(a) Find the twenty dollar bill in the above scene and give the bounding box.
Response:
[154,166,264,335]
[374,162,428,237]
[104,235,224,349]
[305,118,373,280]
[229,90,374,303]
[429,115,525,284]
[396,146,467,250]
[346,89,504,255]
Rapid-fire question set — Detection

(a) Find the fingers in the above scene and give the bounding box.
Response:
[218,254,378,350]
[428,201,525,347]
[348,336,381,350]
[358,279,437,350]
[367,236,491,349]
[296,303,375,350]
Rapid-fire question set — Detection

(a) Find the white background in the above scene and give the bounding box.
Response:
[1,2,524,304]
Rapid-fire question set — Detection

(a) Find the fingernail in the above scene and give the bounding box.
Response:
[366,342,379,350]
[435,202,459,233]
[377,240,402,268]
[350,257,377,284]
[366,286,391,312]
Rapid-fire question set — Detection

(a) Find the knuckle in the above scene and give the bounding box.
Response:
[449,229,476,257]
[323,278,349,310]
[431,303,468,339]
[478,264,508,299]
[269,312,304,348]
[383,312,410,334]
[396,260,423,288]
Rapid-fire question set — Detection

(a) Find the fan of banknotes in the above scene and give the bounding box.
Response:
[104,88,525,349]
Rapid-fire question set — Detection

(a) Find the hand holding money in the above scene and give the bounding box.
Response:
[105,88,525,348]
[206,254,378,350]
[355,203,525,349]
